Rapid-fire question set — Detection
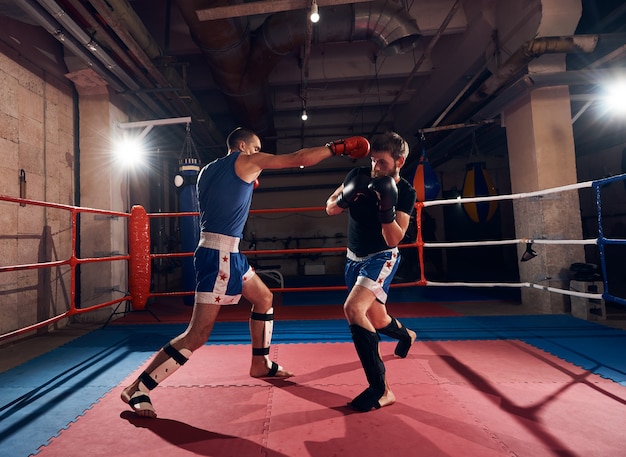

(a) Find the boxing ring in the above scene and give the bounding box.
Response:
[2,175,626,457]
[1,173,625,343]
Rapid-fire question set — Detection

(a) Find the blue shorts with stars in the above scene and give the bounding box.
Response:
[344,247,400,304]
[194,232,254,305]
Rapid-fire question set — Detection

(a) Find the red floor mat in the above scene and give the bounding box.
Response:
[37,341,626,457]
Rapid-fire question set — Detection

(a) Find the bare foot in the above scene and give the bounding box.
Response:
[348,387,395,411]
[250,359,294,379]
[121,385,157,418]
[378,388,396,408]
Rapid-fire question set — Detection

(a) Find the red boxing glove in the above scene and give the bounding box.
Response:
[253,178,260,189]
[326,136,370,159]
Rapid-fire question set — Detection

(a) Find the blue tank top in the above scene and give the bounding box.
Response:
[197,151,254,238]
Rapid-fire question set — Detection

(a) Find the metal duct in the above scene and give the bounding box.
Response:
[88,0,225,147]
[173,0,420,141]
[352,0,421,56]
[256,2,421,63]
[172,0,259,131]
[427,33,626,162]
[432,34,626,131]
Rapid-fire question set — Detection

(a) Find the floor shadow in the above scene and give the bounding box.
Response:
[121,411,291,456]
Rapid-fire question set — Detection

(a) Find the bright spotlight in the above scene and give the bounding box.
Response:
[603,80,626,115]
[310,1,320,23]
[114,138,145,167]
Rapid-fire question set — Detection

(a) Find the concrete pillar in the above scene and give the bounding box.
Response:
[504,86,584,313]
[496,0,583,314]
[74,79,128,318]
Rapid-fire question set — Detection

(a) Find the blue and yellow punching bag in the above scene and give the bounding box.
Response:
[462,162,498,223]
[174,126,201,305]
[412,148,440,201]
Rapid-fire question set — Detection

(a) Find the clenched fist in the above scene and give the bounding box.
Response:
[326,136,370,159]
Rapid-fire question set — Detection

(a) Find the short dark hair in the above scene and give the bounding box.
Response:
[371,131,409,161]
[226,127,257,151]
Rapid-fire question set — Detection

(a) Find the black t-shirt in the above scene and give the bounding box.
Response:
[344,167,417,257]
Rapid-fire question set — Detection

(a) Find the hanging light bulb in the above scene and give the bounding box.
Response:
[310,0,320,23]
[301,109,308,121]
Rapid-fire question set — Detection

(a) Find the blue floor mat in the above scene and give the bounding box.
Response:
[1,314,625,456]
[282,285,520,306]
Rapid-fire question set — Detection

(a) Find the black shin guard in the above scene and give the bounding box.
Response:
[377,316,414,358]
[349,325,386,411]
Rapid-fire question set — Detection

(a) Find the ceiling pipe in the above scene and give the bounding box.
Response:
[16,0,181,123]
[14,0,121,91]
[447,34,626,125]
[352,0,421,56]
[88,0,225,148]
[11,0,225,152]
[33,0,141,91]
[426,33,626,161]
[97,0,161,60]
[174,0,420,145]
[172,0,256,131]
[13,0,156,116]
[370,0,461,137]
[63,0,160,89]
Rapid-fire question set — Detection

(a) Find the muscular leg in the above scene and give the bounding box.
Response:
[121,302,220,417]
[344,285,395,411]
[243,274,293,378]
[343,285,379,330]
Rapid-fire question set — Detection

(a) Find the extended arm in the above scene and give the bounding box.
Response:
[237,137,370,183]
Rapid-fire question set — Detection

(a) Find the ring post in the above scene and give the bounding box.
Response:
[129,205,151,310]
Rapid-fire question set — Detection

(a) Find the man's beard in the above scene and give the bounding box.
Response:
[372,166,397,179]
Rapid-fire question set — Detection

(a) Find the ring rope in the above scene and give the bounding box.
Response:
[2,173,625,342]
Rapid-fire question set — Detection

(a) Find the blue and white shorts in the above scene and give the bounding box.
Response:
[194,232,255,305]
[344,247,400,304]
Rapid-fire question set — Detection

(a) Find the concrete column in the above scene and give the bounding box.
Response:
[504,85,584,313]
[75,82,128,318]
[495,0,583,314]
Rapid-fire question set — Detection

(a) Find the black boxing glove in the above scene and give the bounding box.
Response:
[368,176,398,223]
[336,173,372,209]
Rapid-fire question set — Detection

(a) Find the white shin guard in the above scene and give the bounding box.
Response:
[138,343,191,392]
[250,308,274,356]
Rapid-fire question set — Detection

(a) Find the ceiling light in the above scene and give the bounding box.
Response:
[301,109,308,121]
[603,80,626,115]
[310,1,320,23]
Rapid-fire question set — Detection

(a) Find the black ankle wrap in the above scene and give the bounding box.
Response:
[377,316,410,341]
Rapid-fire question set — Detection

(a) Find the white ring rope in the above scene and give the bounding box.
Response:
[423,238,597,248]
[424,281,603,300]
[422,179,593,207]
[416,176,616,302]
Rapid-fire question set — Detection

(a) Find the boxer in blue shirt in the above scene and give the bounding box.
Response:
[122,127,370,417]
